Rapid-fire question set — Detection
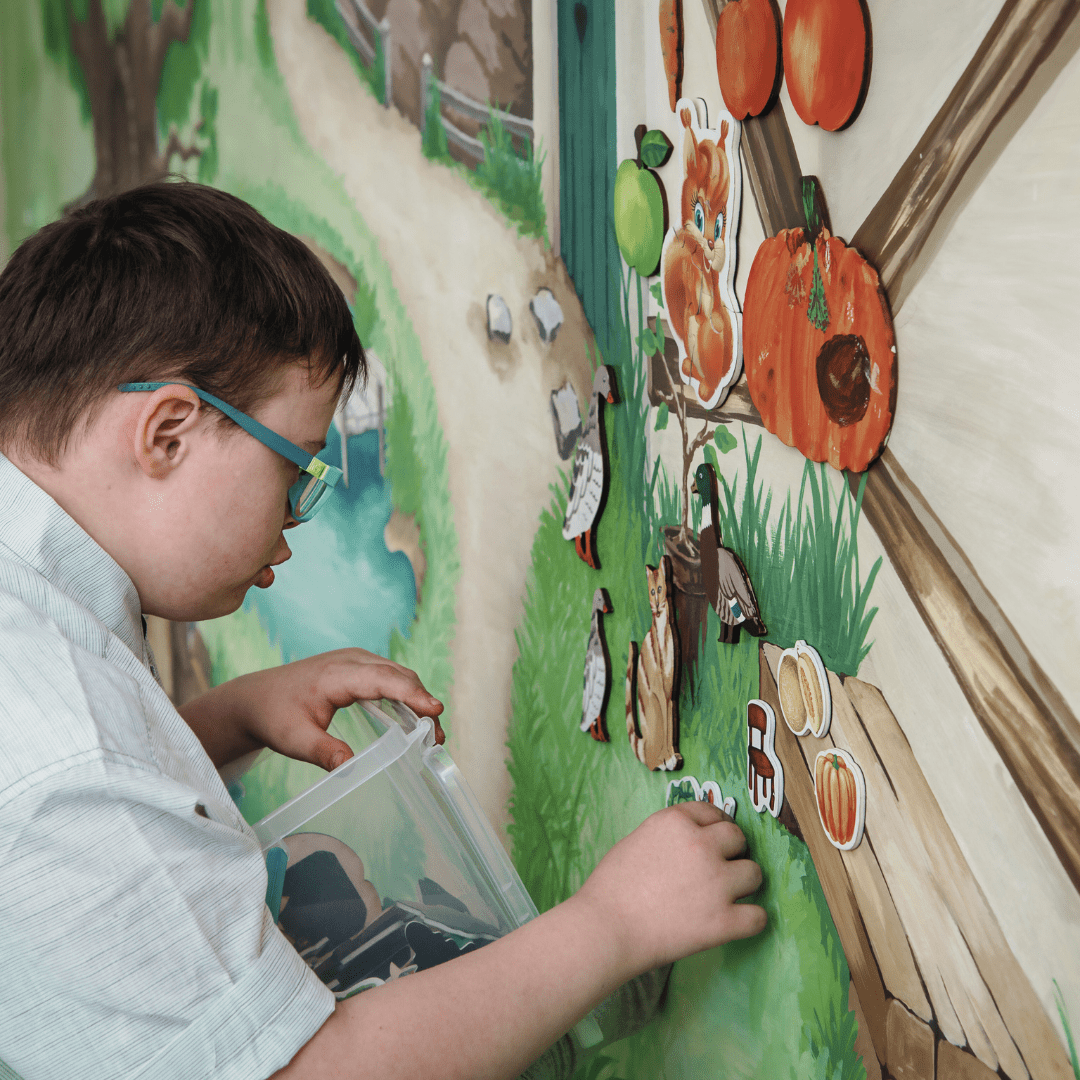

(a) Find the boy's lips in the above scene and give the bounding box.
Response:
[253,566,275,588]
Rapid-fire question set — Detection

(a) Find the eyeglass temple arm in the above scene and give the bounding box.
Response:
[119,382,332,479]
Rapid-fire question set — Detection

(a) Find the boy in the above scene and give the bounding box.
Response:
[0,181,765,1080]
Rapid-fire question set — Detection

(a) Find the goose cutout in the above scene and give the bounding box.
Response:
[747,699,784,817]
[562,366,618,569]
[692,462,767,643]
[580,588,614,741]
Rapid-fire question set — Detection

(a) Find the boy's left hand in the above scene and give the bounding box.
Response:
[178,649,444,772]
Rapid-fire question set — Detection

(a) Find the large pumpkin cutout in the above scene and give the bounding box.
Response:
[783,0,871,131]
[814,747,866,850]
[743,178,896,473]
[715,0,782,120]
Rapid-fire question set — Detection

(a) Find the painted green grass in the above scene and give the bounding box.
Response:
[1055,980,1080,1080]
[418,59,547,241]
[507,268,867,1080]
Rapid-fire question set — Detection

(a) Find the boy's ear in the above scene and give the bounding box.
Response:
[132,385,204,479]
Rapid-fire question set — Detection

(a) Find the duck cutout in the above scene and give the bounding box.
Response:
[580,588,614,741]
[562,366,618,569]
[747,698,784,817]
[691,462,767,644]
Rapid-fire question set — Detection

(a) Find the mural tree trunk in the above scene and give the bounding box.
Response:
[68,0,199,203]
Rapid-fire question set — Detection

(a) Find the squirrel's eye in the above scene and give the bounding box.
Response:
[714,213,724,242]
[694,203,704,233]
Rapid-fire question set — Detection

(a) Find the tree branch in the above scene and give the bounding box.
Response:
[159,126,203,173]
[151,0,195,82]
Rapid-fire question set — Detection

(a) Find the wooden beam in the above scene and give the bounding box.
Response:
[696,0,1080,891]
[854,451,1080,889]
[852,0,1080,310]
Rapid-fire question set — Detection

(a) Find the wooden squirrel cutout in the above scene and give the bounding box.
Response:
[626,557,683,771]
[661,98,743,410]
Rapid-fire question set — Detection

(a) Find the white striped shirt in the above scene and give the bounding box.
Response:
[0,452,334,1079]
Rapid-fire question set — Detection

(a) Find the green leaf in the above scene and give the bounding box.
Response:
[703,443,719,475]
[640,129,674,169]
[654,403,669,431]
[714,425,737,454]
[807,246,830,331]
[637,328,659,356]
[650,280,665,308]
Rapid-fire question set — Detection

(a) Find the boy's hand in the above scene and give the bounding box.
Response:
[573,801,766,975]
[179,649,443,772]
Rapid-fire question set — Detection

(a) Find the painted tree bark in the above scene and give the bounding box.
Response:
[67,0,198,203]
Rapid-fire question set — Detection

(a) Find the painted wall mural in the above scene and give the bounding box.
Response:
[3,1,1080,1079]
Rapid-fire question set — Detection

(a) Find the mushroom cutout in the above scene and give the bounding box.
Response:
[814,747,866,850]
[776,639,831,737]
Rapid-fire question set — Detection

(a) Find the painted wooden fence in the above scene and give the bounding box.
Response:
[335,0,392,107]
[419,53,535,163]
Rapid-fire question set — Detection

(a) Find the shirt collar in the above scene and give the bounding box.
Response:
[0,451,148,662]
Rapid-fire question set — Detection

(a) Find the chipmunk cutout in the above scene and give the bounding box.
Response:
[661,98,743,410]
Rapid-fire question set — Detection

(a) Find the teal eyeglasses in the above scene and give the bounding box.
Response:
[118,382,342,521]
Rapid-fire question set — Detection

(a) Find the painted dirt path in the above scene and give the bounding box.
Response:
[267,1,595,838]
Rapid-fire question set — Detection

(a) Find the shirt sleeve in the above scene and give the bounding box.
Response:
[0,754,335,1080]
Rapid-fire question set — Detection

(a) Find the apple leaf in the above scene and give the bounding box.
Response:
[637,328,660,356]
[650,280,664,308]
[714,425,737,454]
[654,403,669,431]
[640,129,674,169]
[703,443,720,475]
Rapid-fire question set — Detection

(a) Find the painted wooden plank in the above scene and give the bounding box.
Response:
[886,998,935,1080]
[849,981,883,1080]
[763,647,930,1024]
[759,647,890,1065]
[937,1039,1003,1080]
[844,675,1072,1080]
[852,0,1080,311]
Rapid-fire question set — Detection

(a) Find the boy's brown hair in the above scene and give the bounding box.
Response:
[0,180,365,465]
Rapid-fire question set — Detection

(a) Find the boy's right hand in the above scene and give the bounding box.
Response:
[572,801,766,975]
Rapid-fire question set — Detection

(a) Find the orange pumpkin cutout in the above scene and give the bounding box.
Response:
[716,0,783,120]
[783,0,871,131]
[814,747,866,850]
[743,177,896,473]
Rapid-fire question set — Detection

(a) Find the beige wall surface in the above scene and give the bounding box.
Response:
[617,0,1080,1047]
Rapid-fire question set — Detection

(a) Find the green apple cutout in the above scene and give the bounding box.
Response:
[614,124,674,277]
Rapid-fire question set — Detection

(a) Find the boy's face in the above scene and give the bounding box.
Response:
[136,364,342,622]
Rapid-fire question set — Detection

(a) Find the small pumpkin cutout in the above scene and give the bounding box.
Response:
[715,0,783,120]
[814,748,866,850]
[777,639,831,737]
[744,177,897,473]
[783,0,871,131]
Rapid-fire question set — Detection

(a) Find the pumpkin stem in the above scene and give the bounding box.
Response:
[807,246,830,332]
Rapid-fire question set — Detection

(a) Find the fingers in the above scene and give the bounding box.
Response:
[287,726,355,773]
[723,901,769,942]
[669,800,726,826]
